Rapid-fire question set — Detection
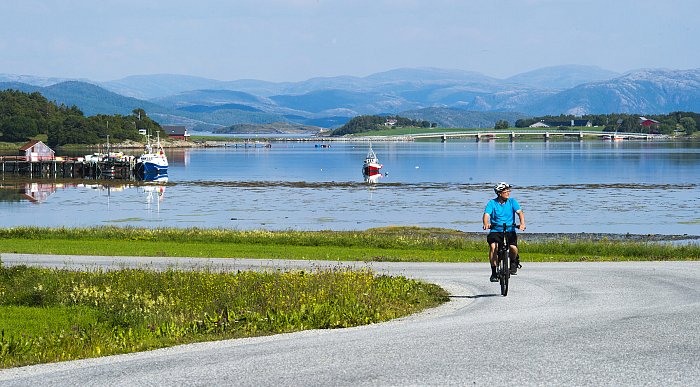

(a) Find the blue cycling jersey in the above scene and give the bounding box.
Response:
[484,198,521,232]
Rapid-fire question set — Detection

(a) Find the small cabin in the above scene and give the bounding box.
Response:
[163,125,190,141]
[19,140,55,161]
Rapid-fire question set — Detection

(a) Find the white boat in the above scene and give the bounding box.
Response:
[84,153,105,163]
[138,134,168,173]
[602,133,624,141]
[362,144,383,184]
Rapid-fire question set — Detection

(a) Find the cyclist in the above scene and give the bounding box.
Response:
[482,182,526,282]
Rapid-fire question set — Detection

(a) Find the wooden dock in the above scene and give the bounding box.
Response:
[0,157,138,180]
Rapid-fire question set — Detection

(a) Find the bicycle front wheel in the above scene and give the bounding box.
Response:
[499,250,509,296]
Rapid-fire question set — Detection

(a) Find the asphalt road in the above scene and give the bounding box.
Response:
[1,254,699,386]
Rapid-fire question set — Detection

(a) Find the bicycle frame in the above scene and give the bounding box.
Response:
[493,222,517,297]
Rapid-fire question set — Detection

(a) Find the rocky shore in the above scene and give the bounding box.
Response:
[105,139,203,149]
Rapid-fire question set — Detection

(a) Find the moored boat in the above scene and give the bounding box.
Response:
[362,144,383,183]
[602,134,624,141]
[138,134,168,173]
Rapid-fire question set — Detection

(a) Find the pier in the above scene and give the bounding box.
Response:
[0,157,138,180]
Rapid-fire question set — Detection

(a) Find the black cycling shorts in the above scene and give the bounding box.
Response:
[487,231,518,246]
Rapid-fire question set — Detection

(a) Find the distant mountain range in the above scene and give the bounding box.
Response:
[2,65,699,131]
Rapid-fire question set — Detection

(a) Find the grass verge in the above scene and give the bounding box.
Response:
[0,265,448,368]
[0,226,698,262]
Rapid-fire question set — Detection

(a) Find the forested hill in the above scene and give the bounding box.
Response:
[0,89,162,146]
[516,112,698,135]
[329,115,435,136]
[0,81,164,117]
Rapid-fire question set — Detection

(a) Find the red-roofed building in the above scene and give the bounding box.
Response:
[163,125,190,141]
[19,140,55,161]
[639,117,660,127]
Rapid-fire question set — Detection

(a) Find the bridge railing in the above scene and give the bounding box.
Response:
[406,130,665,141]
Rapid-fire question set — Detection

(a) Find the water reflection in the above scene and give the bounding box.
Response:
[0,182,59,203]
[364,174,382,184]
[0,180,169,206]
[0,182,136,203]
[143,172,169,183]
[142,183,166,213]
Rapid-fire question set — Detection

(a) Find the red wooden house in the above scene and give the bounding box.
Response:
[163,125,190,141]
[639,117,660,127]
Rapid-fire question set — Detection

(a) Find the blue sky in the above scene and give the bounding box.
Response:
[1,0,698,82]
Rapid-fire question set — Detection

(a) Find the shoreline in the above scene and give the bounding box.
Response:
[379,228,700,243]
[492,232,700,243]
[0,225,697,243]
[1,227,698,262]
[63,134,700,150]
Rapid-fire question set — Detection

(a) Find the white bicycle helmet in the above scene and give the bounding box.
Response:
[494,182,511,194]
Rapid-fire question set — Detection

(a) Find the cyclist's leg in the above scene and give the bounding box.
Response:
[486,233,499,281]
[489,242,498,266]
[508,232,521,273]
[509,245,519,258]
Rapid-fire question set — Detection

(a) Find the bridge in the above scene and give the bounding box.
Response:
[400,130,664,142]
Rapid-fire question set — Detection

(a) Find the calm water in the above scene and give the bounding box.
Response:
[1,140,699,236]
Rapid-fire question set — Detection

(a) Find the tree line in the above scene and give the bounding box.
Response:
[330,115,436,136]
[515,113,698,135]
[0,89,163,147]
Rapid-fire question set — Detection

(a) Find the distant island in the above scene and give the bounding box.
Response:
[213,122,324,135]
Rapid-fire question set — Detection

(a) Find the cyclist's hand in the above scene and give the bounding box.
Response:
[518,224,526,231]
[483,224,490,230]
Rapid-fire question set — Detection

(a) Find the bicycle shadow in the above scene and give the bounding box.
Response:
[450,294,501,299]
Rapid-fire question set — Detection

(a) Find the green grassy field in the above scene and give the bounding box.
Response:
[0,142,23,150]
[0,264,447,368]
[1,226,698,262]
[189,135,248,142]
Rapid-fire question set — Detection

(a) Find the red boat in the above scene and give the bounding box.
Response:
[362,145,383,183]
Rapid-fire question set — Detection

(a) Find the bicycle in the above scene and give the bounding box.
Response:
[492,222,520,297]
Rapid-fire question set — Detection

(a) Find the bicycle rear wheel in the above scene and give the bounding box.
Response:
[499,250,509,296]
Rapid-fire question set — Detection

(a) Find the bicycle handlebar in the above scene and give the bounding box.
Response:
[488,224,521,230]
